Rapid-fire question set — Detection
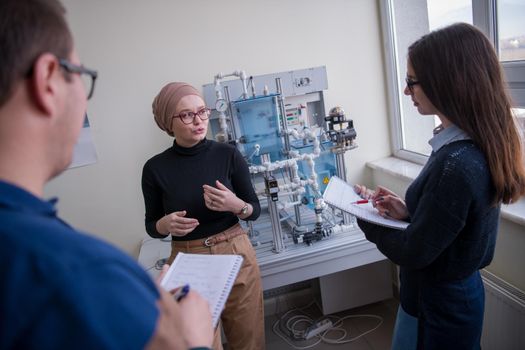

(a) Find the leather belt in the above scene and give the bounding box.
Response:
[171,224,246,248]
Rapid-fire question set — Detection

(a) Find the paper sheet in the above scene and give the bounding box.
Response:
[323,176,409,230]
[69,114,97,169]
[160,252,243,327]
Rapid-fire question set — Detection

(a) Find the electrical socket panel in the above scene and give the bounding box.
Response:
[304,319,333,340]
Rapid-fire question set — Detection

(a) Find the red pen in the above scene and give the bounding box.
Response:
[351,197,383,205]
[351,199,370,205]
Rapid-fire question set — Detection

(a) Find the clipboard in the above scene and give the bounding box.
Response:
[323,176,409,230]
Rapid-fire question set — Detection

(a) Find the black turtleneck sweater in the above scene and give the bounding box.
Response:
[141,139,261,240]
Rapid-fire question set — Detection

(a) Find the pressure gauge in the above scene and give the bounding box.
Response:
[215,99,228,112]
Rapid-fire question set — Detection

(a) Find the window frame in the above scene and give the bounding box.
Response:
[380,0,525,164]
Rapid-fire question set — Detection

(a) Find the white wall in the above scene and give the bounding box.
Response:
[44,0,391,257]
[488,219,525,291]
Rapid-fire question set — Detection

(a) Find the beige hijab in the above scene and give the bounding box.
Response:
[152,82,203,136]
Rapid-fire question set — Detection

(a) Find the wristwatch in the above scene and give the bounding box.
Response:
[237,203,249,216]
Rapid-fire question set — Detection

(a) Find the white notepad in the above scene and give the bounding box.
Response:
[323,176,409,230]
[160,252,243,327]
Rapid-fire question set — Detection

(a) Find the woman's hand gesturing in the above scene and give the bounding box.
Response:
[156,211,199,237]
[203,180,244,213]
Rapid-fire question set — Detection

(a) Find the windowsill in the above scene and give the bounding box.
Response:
[366,157,525,227]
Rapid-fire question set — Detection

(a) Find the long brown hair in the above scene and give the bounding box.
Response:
[408,23,525,204]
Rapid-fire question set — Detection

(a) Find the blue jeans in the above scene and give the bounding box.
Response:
[418,271,484,350]
[391,305,418,350]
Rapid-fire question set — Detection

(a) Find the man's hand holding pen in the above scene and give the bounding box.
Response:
[149,265,214,349]
[353,184,409,220]
[172,284,190,302]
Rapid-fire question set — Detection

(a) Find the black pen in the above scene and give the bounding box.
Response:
[173,284,190,302]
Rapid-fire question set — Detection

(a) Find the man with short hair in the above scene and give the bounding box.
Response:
[0,1,213,349]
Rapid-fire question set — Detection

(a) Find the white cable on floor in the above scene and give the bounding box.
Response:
[272,300,384,349]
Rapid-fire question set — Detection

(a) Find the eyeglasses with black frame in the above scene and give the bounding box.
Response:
[174,107,211,125]
[405,77,420,93]
[58,59,98,100]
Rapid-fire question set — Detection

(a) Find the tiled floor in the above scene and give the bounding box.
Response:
[264,298,398,350]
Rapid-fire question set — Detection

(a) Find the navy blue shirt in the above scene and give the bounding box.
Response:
[142,139,261,240]
[0,181,159,349]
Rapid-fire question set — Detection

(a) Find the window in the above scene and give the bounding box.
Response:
[497,0,525,62]
[497,0,525,109]
[380,0,525,163]
[514,108,525,141]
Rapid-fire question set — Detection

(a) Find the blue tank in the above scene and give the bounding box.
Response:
[233,94,284,165]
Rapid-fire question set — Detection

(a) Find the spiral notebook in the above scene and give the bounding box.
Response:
[160,252,243,327]
[323,176,409,230]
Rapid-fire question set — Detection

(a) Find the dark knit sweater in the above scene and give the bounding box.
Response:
[142,139,261,240]
[358,140,499,315]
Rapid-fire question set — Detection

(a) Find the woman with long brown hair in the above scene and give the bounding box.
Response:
[355,23,525,349]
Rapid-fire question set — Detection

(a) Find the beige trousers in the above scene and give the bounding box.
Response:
[168,224,265,350]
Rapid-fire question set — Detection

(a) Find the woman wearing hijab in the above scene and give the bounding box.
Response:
[142,82,265,350]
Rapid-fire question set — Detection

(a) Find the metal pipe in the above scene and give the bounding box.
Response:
[335,150,352,225]
[276,78,302,226]
[223,86,236,141]
[261,153,285,253]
